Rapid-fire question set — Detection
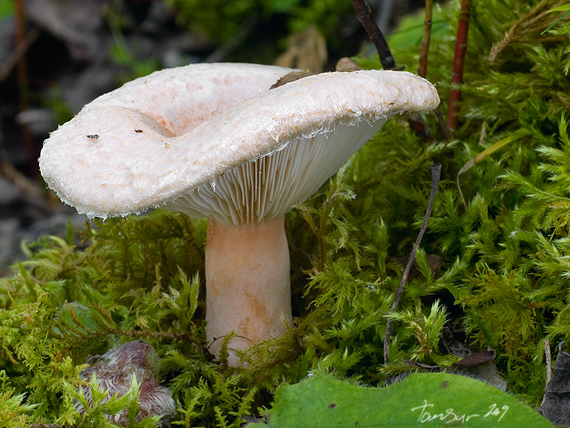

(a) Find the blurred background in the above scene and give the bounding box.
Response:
[0,0,432,273]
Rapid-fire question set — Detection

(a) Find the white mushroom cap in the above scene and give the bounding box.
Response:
[39,64,439,223]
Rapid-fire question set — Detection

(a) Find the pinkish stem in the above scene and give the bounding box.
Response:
[205,216,292,365]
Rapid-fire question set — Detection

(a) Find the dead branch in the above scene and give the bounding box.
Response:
[350,0,397,70]
[383,162,442,366]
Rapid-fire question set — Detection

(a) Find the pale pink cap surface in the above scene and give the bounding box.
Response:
[39,63,439,223]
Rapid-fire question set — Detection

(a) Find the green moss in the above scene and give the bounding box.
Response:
[2,0,570,425]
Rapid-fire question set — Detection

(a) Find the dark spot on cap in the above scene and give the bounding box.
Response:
[87,134,99,139]
[440,380,450,389]
[135,129,143,133]
[329,403,336,409]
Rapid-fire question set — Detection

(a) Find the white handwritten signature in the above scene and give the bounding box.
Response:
[411,400,509,424]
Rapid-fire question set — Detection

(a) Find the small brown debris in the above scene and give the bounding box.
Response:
[270,71,315,89]
[336,57,362,72]
[86,134,99,139]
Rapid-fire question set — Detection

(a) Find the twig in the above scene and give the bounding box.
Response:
[0,27,38,82]
[538,338,552,414]
[383,162,442,366]
[447,0,472,132]
[434,109,452,141]
[14,0,38,177]
[0,161,44,198]
[205,16,259,63]
[419,0,433,78]
[350,0,436,142]
[350,0,397,70]
[545,338,552,385]
[489,0,568,63]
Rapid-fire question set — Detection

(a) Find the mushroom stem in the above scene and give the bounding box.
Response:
[205,216,292,364]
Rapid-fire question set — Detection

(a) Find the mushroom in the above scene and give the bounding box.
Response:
[39,62,439,365]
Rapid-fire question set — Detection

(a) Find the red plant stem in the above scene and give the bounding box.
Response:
[351,0,397,70]
[447,0,472,132]
[419,0,433,78]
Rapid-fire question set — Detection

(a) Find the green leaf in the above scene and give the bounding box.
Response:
[542,5,570,34]
[248,373,553,427]
[548,4,570,12]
